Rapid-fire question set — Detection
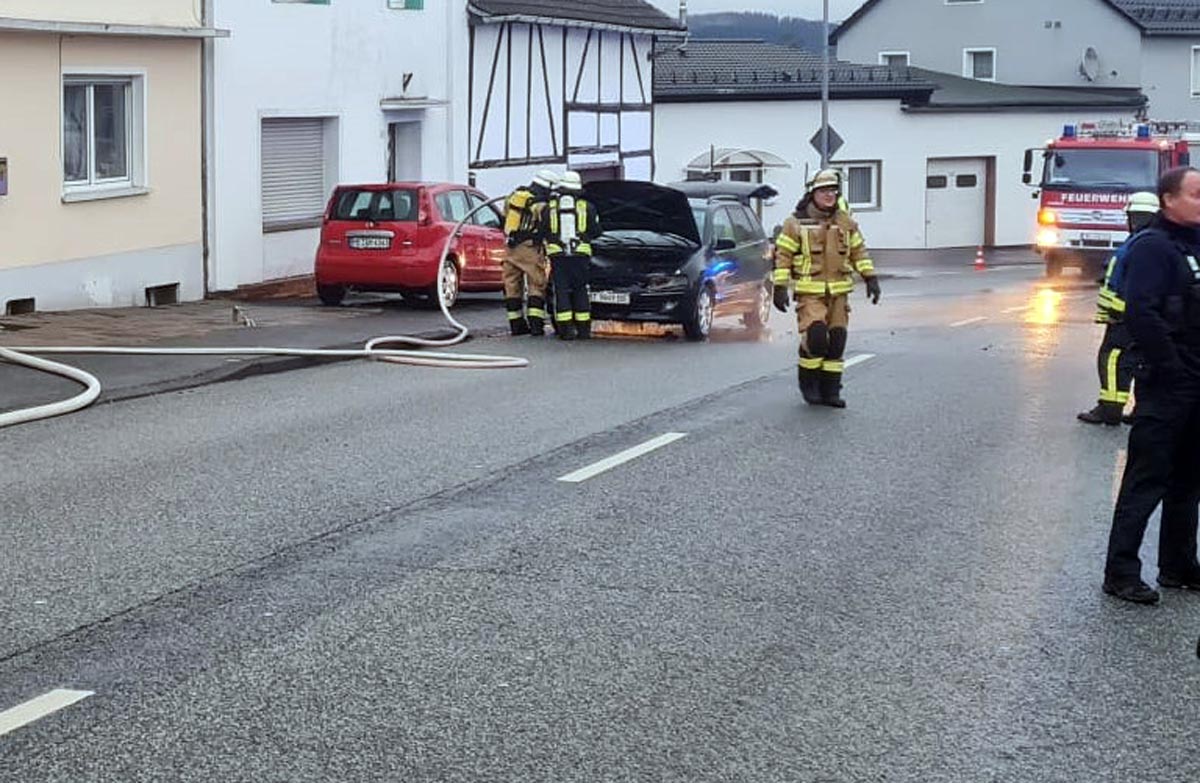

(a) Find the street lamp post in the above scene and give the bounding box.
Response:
[821,0,830,168]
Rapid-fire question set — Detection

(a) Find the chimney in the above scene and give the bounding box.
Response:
[679,0,688,28]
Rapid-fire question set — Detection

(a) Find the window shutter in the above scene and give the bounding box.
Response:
[261,118,327,227]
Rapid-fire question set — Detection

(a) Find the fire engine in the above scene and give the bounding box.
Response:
[1022,121,1198,277]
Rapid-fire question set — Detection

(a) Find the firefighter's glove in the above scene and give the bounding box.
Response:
[773,286,791,313]
[865,276,882,305]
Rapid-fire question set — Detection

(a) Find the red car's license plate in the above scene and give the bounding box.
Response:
[348,236,391,250]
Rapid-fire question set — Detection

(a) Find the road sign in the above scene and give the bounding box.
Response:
[809,126,844,160]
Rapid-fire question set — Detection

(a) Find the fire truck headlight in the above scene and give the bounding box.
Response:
[1037,228,1060,248]
[1037,208,1058,226]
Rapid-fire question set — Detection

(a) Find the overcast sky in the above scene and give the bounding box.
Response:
[647,0,865,22]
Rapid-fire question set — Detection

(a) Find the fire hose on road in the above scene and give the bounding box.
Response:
[0,197,527,429]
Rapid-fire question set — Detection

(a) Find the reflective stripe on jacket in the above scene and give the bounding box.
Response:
[773,204,876,296]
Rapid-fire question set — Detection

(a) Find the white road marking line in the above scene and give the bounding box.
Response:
[558,432,688,483]
[1002,305,1028,314]
[949,316,988,328]
[0,690,94,737]
[844,353,876,368]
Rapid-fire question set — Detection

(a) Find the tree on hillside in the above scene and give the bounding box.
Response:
[686,12,834,52]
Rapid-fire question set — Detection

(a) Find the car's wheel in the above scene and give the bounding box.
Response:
[742,279,773,330]
[683,284,715,341]
[428,257,460,309]
[317,284,346,306]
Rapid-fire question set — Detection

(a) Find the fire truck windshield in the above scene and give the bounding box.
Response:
[1042,148,1158,191]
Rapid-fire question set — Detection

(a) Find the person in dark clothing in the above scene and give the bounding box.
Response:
[1103,166,1200,605]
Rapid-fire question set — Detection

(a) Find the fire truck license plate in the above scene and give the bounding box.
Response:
[590,290,630,305]
[1081,233,1108,243]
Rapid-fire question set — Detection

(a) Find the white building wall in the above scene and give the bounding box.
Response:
[1141,37,1200,121]
[208,0,468,291]
[655,99,1137,248]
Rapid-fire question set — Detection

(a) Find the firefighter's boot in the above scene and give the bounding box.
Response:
[819,373,846,409]
[527,297,546,336]
[575,318,592,340]
[505,298,530,336]
[798,367,823,405]
[1078,403,1122,426]
[557,319,577,341]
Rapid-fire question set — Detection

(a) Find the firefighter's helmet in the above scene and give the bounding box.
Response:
[532,169,559,189]
[806,168,841,194]
[558,170,584,192]
[1126,191,1160,215]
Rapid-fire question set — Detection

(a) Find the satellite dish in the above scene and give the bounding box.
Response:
[1080,47,1100,82]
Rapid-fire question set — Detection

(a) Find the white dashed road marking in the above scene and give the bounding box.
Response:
[558,433,689,483]
[950,316,988,328]
[0,690,94,738]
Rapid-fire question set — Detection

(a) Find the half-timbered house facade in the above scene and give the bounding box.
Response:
[466,0,684,198]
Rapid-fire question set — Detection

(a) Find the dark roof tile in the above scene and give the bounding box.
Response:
[468,0,684,33]
[652,39,935,101]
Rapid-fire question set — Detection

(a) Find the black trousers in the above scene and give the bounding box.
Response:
[552,254,591,326]
[1105,373,1200,582]
[1096,323,1135,407]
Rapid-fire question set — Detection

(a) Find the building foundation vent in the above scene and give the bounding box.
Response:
[5,298,35,316]
[145,283,180,307]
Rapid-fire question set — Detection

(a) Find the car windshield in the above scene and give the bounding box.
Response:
[332,188,419,221]
[1042,149,1157,191]
[691,206,708,239]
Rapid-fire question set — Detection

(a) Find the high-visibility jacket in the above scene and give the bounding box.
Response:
[1095,232,1144,324]
[546,195,600,257]
[503,187,547,245]
[772,204,875,296]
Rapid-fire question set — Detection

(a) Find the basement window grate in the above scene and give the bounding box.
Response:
[145,283,180,307]
[5,298,35,316]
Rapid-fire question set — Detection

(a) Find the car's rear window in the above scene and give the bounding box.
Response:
[331,188,418,222]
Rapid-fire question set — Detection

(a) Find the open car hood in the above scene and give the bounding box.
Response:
[585,181,701,246]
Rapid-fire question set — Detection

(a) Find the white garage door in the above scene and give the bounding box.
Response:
[925,158,986,248]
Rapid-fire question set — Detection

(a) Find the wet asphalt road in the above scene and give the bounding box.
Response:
[2,262,1198,781]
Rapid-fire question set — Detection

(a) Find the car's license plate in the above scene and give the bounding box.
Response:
[590,290,630,305]
[1081,232,1108,243]
[349,236,391,250]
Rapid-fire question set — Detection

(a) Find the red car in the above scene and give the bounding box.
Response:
[314,182,507,307]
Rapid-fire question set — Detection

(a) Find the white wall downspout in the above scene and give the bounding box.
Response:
[201,0,217,295]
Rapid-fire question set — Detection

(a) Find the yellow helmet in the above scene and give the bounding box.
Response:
[806,168,841,195]
[1126,191,1159,215]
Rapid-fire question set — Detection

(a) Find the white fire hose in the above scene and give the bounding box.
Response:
[0,197,527,429]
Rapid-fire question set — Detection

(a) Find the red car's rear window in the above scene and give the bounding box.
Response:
[331,188,419,222]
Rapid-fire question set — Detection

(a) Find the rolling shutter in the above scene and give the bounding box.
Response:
[261,118,327,228]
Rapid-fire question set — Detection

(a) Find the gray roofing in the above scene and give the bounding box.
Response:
[652,39,936,102]
[832,0,1200,40]
[467,0,684,34]
[904,67,1148,112]
[1112,0,1200,34]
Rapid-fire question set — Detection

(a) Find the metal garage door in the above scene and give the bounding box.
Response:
[925,158,986,248]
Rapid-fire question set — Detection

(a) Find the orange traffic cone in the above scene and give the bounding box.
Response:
[974,246,987,271]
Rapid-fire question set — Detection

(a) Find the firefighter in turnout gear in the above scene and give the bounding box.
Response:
[501,169,557,336]
[547,171,601,340]
[1078,191,1159,425]
[772,168,881,407]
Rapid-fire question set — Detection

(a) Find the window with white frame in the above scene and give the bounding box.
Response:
[388,0,424,8]
[1192,46,1200,96]
[879,52,909,70]
[963,48,996,81]
[833,161,881,210]
[261,117,336,231]
[63,76,144,194]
